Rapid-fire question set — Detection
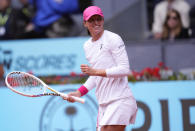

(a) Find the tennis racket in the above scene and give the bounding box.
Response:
[5,71,85,104]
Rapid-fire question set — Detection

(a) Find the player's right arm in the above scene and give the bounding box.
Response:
[66,76,96,102]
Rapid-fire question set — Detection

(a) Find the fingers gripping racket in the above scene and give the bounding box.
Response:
[5,71,85,104]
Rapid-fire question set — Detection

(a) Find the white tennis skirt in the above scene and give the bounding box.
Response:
[97,97,137,129]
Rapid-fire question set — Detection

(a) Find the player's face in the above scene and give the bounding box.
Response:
[84,15,104,37]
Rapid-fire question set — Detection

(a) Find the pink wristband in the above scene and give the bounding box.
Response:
[78,85,88,96]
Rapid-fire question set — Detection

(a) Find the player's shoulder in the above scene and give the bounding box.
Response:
[104,30,122,42]
[104,30,120,38]
[103,30,125,49]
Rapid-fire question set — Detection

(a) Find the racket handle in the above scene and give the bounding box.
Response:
[60,93,85,104]
[72,96,85,104]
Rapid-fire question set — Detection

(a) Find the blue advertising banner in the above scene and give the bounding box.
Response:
[0,37,89,76]
[0,81,195,131]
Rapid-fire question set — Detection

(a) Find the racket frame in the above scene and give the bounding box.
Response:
[5,71,85,104]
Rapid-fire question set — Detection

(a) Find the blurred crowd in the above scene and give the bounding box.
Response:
[0,0,195,41]
[0,0,92,40]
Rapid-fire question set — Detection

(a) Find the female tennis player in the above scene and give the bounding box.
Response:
[66,6,137,131]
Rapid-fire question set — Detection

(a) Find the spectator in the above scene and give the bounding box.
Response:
[152,0,190,39]
[146,0,163,30]
[161,9,190,40]
[0,0,92,40]
[0,0,35,40]
[27,0,92,38]
[13,0,39,39]
[0,0,15,39]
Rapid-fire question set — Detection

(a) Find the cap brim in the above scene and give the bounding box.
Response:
[85,14,104,21]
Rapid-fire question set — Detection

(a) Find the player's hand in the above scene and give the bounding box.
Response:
[63,90,81,103]
[80,64,96,75]
[80,64,106,77]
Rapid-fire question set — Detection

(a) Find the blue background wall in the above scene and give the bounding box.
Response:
[0,37,89,76]
[1,38,195,77]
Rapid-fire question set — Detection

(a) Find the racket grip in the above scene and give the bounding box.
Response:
[72,96,85,104]
[60,93,85,104]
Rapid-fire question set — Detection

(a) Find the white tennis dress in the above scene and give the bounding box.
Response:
[83,30,137,129]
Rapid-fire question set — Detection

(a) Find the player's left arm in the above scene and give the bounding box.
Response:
[105,35,131,77]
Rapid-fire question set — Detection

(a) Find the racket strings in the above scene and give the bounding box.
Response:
[7,73,44,94]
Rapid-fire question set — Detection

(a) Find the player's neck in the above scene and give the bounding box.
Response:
[91,30,104,42]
